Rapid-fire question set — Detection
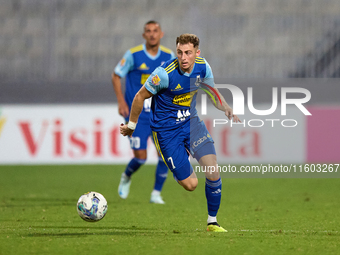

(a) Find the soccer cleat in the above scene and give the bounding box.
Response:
[150,193,165,204]
[207,222,227,232]
[118,173,131,199]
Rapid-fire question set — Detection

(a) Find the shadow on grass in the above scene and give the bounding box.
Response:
[2,197,76,207]
[3,198,118,208]
[31,225,155,231]
[26,225,163,237]
[26,230,164,237]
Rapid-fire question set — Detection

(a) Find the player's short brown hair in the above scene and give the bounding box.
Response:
[176,34,200,48]
[144,20,161,30]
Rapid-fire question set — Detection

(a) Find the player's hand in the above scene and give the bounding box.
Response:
[225,107,241,123]
[120,123,134,137]
[118,101,129,118]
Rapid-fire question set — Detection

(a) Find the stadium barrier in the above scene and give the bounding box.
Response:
[0,104,338,164]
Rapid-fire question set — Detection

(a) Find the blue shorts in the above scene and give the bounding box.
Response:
[126,120,151,150]
[152,117,215,181]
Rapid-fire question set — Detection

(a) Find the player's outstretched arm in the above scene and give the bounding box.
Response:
[209,88,241,123]
[120,86,153,137]
[112,72,129,118]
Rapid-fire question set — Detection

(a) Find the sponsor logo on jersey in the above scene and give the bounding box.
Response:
[120,58,126,66]
[172,91,197,107]
[151,75,161,85]
[176,109,190,122]
[138,63,149,70]
[140,74,150,85]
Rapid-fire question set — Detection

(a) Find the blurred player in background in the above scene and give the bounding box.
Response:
[112,21,175,204]
[120,33,241,232]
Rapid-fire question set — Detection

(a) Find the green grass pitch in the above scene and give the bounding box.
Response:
[0,165,339,255]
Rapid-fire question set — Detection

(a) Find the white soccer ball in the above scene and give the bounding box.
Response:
[77,191,108,222]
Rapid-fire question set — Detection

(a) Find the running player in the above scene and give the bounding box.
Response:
[112,21,175,204]
[120,33,241,232]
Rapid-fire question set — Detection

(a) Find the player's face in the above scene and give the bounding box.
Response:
[143,23,163,47]
[176,43,200,73]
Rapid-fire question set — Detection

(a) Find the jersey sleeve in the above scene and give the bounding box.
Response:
[144,66,169,95]
[203,60,215,87]
[114,50,134,78]
[170,51,176,59]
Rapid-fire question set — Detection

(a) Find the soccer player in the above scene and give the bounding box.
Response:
[120,33,241,232]
[112,21,175,204]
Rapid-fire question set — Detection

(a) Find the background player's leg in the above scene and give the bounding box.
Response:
[125,149,147,177]
[118,149,146,199]
[150,156,168,204]
[118,122,150,199]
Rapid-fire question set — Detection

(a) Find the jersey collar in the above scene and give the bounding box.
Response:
[178,59,195,77]
[143,44,161,60]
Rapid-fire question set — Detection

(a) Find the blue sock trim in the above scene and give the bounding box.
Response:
[135,158,146,164]
[205,178,222,188]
